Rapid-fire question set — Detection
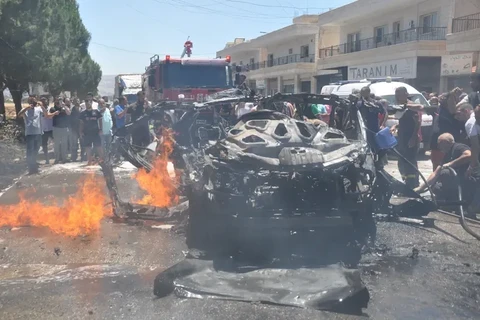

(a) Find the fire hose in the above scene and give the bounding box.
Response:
[390,147,480,241]
[440,167,480,241]
[371,110,480,240]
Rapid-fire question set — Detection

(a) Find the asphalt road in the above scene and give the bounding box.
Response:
[0,160,480,320]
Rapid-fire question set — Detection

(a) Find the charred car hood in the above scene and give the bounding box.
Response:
[207,111,368,168]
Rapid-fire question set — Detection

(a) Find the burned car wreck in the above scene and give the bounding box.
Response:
[185,109,377,262]
[100,93,435,260]
[97,92,440,312]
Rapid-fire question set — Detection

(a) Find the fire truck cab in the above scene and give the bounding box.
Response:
[143,55,235,103]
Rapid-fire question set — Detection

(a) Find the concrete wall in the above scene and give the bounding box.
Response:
[318,26,341,50]
[336,0,452,45]
[226,50,260,66]
[454,0,480,18]
[264,35,316,61]
[446,0,480,53]
[317,40,446,71]
[447,29,480,53]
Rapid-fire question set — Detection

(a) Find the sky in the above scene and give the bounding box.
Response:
[77,0,354,76]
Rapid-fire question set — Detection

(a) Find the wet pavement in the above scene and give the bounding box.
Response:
[1,160,480,319]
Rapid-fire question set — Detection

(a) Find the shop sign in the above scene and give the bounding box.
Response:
[256,79,266,89]
[348,58,417,80]
[441,53,473,76]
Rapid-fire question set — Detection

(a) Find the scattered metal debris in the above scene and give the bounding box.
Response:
[409,248,419,260]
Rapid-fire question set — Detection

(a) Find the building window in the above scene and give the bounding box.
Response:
[300,45,309,58]
[393,21,401,41]
[267,54,274,67]
[288,48,293,54]
[283,84,294,94]
[374,25,387,45]
[420,12,437,34]
[347,32,360,53]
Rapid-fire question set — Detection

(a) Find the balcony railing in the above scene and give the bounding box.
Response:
[452,13,480,33]
[318,27,447,58]
[233,54,315,71]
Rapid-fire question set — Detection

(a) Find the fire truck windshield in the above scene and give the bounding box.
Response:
[164,63,232,89]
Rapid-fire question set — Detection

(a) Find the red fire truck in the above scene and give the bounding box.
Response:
[143,54,235,103]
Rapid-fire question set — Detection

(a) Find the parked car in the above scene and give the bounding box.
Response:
[327,78,433,153]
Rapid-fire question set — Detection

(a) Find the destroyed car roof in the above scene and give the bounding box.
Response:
[206,110,367,169]
[261,93,343,105]
[200,93,345,107]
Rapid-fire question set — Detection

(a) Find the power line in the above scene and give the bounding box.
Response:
[222,0,331,10]
[206,0,289,18]
[124,2,189,36]
[153,0,294,20]
[90,41,217,56]
[91,42,156,55]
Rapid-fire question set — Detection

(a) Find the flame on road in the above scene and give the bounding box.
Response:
[0,174,111,236]
[135,128,179,207]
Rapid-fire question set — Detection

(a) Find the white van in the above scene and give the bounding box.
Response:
[327,78,433,152]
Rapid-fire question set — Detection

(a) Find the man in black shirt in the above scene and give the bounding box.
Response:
[430,93,465,170]
[69,98,84,162]
[127,91,151,147]
[414,133,476,213]
[357,87,386,153]
[48,97,71,164]
[391,87,424,189]
[79,100,103,165]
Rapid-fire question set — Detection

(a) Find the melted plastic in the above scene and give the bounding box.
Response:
[154,256,369,313]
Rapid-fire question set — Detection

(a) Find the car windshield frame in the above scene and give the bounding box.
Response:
[164,63,232,89]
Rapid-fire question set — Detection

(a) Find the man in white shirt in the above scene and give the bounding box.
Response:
[80,92,98,111]
[455,102,480,176]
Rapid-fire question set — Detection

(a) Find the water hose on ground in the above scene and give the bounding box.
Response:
[443,167,480,241]
[389,147,480,240]
[389,147,436,204]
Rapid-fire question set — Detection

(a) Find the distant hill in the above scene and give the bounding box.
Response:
[97,75,116,98]
[3,75,125,100]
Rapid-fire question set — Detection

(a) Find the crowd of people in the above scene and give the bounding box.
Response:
[17,72,480,216]
[235,72,480,217]
[342,73,480,217]
[18,90,152,175]
[417,72,480,216]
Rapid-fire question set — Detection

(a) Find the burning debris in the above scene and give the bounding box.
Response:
[134,129,179,207]
[0,174,111,236]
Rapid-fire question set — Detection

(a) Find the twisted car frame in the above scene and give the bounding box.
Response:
[169,93,377,262]
[101,92,434,263]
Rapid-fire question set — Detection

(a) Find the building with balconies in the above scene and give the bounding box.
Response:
[441,0,480,91]
[315,0,453,93]
[216,15,319,95]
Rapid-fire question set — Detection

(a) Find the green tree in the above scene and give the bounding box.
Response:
[0,0,101,115]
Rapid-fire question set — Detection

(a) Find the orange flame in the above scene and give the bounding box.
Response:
[0,174,111,236]
[135,128,179,207]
